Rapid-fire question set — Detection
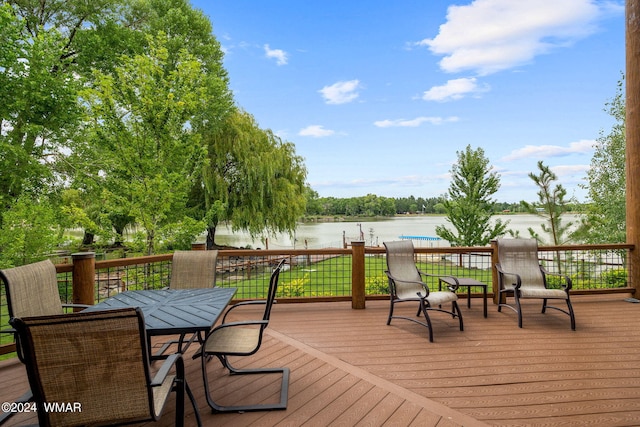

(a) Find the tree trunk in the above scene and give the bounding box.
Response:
[206,225,217,249]
[82,231,94,246]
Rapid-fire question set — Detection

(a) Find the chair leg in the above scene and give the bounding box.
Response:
[567,298,576,330]
[183,383,202,426]
[542,296,576,330]
[452,301,464,331]
[387,299,395,325]
[498,289,512,313]
[202,354,289,413]
[515,292,523,328]
[173,358,186,427]
[419,300,434,342]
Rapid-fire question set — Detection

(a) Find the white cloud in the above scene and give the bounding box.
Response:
[374,116,459,128]
[299,125,335,137]
[418,0,611,75]
[422,77,489,101]
[319,80,361,104]
[551,164,591,177]
[502,139,596,161]
[264,44,288,65]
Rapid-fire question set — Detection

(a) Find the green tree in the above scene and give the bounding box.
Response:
[0,7,78,215]
[198,109,307,247]
[0,195,60,268]
[62,0,232,247]
[304,186,322,216]
[0,0,136,217]
[522,161,576,245]
[578,77,626,243]
[82,35,208,254]
[60,189,106,245]
[436,145,508,246]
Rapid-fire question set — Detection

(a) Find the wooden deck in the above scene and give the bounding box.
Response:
[2,293,640,426]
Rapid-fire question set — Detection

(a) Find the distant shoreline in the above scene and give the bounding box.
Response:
[300,211,543,223]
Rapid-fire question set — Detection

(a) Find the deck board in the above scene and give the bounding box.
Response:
[1,293,640,426]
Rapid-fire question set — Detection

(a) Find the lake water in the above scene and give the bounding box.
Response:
[211,214,583,249]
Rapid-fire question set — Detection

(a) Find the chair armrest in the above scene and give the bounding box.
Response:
[212,320,269,330]
[0,327,16,335]
[416,270,460,291]
[423,272,461,291]
[62,303,91,310]
[193,320,269,360]
[540,267,572,290]
[495,264,522,290]
[151,353,184,387]
[384,270,431,295]
[222,300,268,323]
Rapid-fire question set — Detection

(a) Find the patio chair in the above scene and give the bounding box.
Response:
[0,259,89,425]
[1,259,89,319]
[196,259,290,412]
[495,238,576,330]
[10,307,200,427]
[154,250,219,357]
[170,249,218,290]
[384,241,463,342]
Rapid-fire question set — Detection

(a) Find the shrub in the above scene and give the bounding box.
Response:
[278,275,308,297]
[600,268,628,287]
[365,275,389,295]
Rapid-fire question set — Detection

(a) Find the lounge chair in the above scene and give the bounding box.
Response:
[384,241,463,342]
[495,238,576,329]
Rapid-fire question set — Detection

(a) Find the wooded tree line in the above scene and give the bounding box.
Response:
[304,192,525,217]
[0,0,307,266]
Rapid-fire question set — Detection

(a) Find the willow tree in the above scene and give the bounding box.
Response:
[436,145,508,246]
[199,109,307,248]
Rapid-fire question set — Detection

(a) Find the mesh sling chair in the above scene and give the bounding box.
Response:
[154,250,219,357]
[196,259,290,413]
[1,259,90,319]
[10,307,201,427]
[0,259,90,425]
[384,241,463,342]
[495,238,576,330]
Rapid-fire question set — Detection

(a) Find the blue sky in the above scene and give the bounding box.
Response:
[191,0,625,203]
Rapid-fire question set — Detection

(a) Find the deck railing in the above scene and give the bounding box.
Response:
[0,241,634,355]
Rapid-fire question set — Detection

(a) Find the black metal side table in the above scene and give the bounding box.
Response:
[439,277,488,318]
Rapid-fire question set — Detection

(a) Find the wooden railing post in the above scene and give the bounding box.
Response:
[72,252,95,307]
[627,0,640,295]
[191,243,206,251]
[351,241,366,309]
[490,240,500,305]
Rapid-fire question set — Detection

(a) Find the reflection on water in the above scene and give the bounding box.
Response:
[212,214,583,249]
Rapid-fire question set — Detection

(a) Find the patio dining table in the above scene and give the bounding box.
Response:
[85,287,237,342]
